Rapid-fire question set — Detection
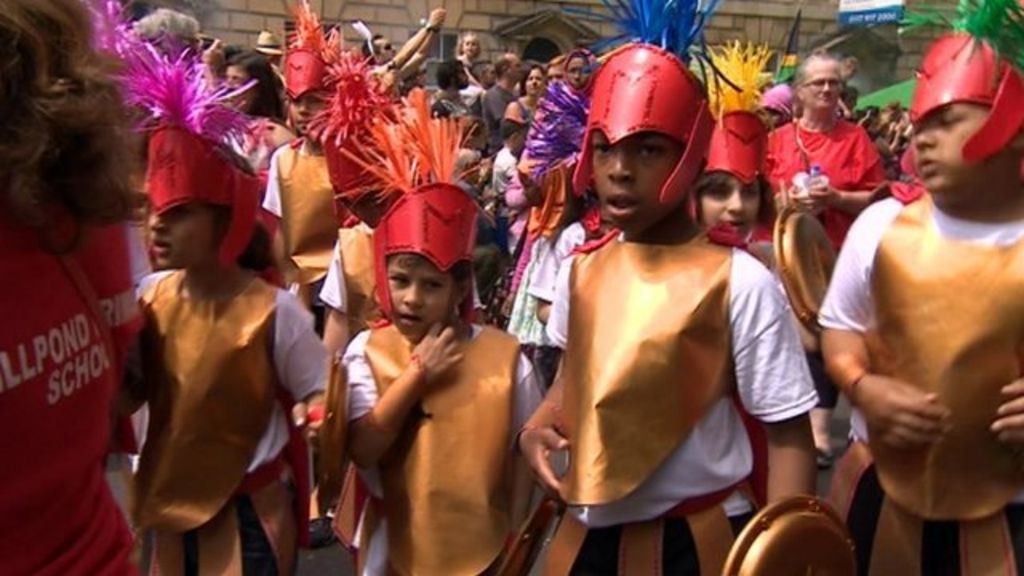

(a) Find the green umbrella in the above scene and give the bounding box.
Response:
[856,78,917,110]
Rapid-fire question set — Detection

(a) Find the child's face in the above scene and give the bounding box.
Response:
[913,103,994,200]
[289,91,328,136]
[699,174,761,238]
[590,130,684,239]
[148,202,221,270]
[386,254,466,343]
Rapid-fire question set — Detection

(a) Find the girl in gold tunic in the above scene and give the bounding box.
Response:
[339,89,543,575]
[822,2,1024,574]
[125,45,326,575]
[517,2,818,573]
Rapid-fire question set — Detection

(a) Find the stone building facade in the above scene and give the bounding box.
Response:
[149,0,955,91]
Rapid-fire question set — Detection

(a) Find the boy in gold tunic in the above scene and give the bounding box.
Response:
[340,90,543,575]
[822,1,1024,573]
[262,2,340,311]
[517,1,818,573]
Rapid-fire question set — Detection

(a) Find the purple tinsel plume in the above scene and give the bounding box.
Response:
[120,43,254,145]
[525,81,591,181]
[84,0,135,55]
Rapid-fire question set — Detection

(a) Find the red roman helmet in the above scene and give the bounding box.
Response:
[572,0,722,206]
[907,0,1024,162]
[705,42,774,185]
[284,1,341,100]
[122,44,259,265]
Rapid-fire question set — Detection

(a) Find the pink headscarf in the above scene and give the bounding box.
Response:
[761,84,794,123]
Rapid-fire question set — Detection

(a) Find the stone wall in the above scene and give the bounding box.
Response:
[167,0,955,86]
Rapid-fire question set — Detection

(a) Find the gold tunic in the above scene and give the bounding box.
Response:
[562,239,733,505]
[867,197,1024,520]
[365,325,520,576]
[135,272,277,532]
[277,146,337,286]
[337,225,381,335]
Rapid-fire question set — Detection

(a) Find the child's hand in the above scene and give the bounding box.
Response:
[857,374,950,450]
[412,324,463,386]
[992,379,1024,443]
[519,425,568,498]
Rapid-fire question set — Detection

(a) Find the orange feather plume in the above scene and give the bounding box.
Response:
[340,88,467,199]
[289,0,341,62]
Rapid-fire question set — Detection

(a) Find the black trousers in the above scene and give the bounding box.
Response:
[570,512,753,575]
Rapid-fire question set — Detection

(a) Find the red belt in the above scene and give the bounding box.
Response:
[236,457,286,495]
[663,481,747,518]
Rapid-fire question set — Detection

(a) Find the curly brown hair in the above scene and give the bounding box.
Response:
[0,0,139,230]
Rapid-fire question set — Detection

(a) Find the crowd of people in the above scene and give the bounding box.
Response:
[2,0,1024,575]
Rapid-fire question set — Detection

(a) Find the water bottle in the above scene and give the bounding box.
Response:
[807,164,830,192]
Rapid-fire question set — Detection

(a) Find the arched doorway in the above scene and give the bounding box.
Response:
[522,37,561,64]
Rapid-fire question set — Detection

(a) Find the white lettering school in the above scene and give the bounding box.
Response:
[0,313,110,405]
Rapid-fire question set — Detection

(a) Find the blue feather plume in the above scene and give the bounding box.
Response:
[568,0,721,61]
[524,82,591,181]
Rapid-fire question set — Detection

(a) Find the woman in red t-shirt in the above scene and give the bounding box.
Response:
[766,53,887,251]
[0,2,140,574]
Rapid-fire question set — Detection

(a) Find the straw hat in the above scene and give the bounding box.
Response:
[255,30,283,56]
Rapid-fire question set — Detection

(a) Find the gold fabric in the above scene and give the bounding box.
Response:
[773,203,836,333]
[337,225,381,335]
[960,514,1013,576]
[365,325,520,576]
[619,519,663,575]
[724,496,856,576]
[278,146,337,286]
[561,239,732,505]
[136,272,277,532]
[317,358,348,507]
[867,197,1024,520]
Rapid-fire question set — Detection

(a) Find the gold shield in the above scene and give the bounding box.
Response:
[773,204,837,333]
[723,496,856,576]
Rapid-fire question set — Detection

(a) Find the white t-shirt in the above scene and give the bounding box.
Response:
[139,271,326,472]
[491,147,518,200]
[547,246,818,527]
[319,224,375,313]
[820,197,1024,442]
[528,223,586,303]
[343,325,543,575]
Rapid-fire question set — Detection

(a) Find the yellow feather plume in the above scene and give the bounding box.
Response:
[707,42,773,118]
